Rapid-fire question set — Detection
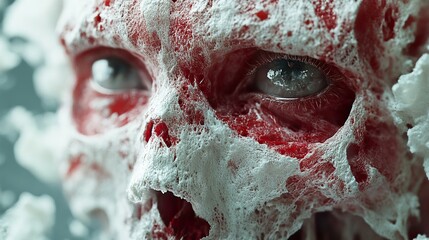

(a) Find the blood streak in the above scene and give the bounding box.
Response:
[349,113,401,185]
[354,0,397,75]
[404,5,429,57]
[382,5,398,41]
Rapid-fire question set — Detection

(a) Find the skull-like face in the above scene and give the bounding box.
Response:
[58,0,429,239]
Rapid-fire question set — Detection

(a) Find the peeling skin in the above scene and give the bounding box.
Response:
[57,0,429,239]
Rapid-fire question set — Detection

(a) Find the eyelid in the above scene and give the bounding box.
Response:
[73,47,153,93]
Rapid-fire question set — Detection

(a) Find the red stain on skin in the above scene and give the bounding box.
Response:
[404,5,429,57]
[144,120,155,143]
[304,18,314,30]
[354,0,385,74]
[177,85,206,126]
[142,119,178,147]
[354,0,402,76]
[256,10,269,21]
[94,13,104,31]
[382,5,398,41]
[66,156,83,177]
[151,224,174,240]
[349,109,401,186]
[312,0,337,31]
[124,0,161,50]
[94,13,102,26]
[104,0,111,6]
[403,15,415,29]
[153,121,174,148]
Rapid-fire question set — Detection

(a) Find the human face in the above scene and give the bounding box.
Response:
[58,0,429,239]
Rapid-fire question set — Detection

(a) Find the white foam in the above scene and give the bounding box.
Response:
[0,36,20,72]
[69,219,89,238]
[5,107,63,183]
[2,0,72,104]
[0,193,55,240]
[392,54,429,179]
[415,235,429,240]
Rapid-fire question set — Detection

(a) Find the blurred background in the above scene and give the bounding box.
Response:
[0,1,85,239]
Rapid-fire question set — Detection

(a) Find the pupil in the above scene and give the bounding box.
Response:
[92,57,143,91]
[267,60,321,91]
[255,58,328,98]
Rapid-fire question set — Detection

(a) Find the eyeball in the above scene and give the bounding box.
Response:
[91,57,149,92]
[252,58,329,99]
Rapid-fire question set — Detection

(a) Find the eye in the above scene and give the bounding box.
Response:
[91,57,149,92]
[252,58,329,99]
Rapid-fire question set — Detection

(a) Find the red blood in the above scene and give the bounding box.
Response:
[153,121,173,147]
[66,156,83,177]
[177,85,206,126]
[350,115,400,184]
[404,6,429,57]
[304,18,314,29]
[156,191,210,240]
[312,0,337,31]
[104,0,111,6]
[256,10,269,21]
[287,31,293,37]
[124,0,161,49]
[170,17,194,52]
[151,224,174,240]
[403,15,416,29]
[144,120,155,143]
[382,5,398,41]
[354,0,395,75]
[94,13,102,27]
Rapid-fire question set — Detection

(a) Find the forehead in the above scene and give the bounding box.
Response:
[59,0,359,53]
[59,0,416,81]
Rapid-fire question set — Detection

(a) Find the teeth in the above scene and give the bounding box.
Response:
[154,191,210,239]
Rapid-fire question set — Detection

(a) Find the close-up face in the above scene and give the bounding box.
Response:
[55,0,429,239]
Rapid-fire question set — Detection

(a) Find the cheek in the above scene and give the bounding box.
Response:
[72,80,148,135]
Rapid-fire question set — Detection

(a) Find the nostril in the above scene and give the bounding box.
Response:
[153,121,172,147]
[143,120,178,147]
[155,191,210,240]
[143,120,155,143]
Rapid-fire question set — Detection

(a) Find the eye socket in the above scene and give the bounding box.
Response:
[91,57,149,92]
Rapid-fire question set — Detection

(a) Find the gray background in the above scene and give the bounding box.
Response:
[0,1,88,239]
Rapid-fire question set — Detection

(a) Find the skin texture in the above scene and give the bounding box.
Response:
[58,0,429,239]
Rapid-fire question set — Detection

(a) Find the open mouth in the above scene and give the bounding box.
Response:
[155,191,211,239]
[289,211,385,240]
